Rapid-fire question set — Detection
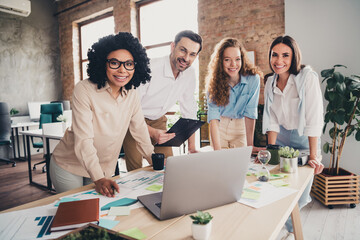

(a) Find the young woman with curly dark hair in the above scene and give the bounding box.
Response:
[206,38,263,152]
[50,32,154,197]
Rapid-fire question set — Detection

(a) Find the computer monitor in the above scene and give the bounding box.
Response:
[28,101,50,122]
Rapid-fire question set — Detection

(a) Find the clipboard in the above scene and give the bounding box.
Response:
[156,118,205,147]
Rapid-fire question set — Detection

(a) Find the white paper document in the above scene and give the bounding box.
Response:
[239,181,298,208]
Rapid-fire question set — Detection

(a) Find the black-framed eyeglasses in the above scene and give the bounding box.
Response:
[107,59,136,70]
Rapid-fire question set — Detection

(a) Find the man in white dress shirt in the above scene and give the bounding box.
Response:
[123,30,203,171]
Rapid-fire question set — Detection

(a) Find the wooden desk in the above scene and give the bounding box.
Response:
[19,129,63,191]
[2,165,314,240]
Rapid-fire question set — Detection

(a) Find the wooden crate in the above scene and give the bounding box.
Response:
[311,168,360,208]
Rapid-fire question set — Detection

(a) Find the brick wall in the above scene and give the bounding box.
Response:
[198,0,284,105]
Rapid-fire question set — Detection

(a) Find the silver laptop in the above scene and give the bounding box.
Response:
[138,146,252,220]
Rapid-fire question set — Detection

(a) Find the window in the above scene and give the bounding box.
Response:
[79,13,115,81]
[137,0,198,59]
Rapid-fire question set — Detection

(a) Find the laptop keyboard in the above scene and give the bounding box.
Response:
[155,202,162,208]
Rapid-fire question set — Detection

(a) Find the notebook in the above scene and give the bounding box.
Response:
[155,118,204,147]
[51,198,99,232]
[138,146,252,220]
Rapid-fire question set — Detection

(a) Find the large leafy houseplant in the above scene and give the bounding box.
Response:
[322,65,360,175]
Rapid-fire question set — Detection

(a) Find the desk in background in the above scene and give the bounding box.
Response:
[19,129,63,191]
[11,121,39,161]
[1,165,314,239]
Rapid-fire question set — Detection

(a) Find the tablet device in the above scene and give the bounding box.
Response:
[155,118,204,147]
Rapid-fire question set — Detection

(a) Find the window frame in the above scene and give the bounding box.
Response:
[136,0,172,51]
[78,11,114,80]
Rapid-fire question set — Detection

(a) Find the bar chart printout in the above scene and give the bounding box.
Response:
[116,171,164,190]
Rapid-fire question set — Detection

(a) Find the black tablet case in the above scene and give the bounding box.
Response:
[156,118,205,147]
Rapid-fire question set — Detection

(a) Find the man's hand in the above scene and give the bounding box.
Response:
[152,129,176,144]
[94,178,120,197]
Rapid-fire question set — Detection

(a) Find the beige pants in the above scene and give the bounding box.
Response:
[123,115,173,171]
[212,116,247,149]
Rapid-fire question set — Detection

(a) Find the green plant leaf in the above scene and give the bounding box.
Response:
[336,82,346,94]
[323,142,330,153]
[334,64,347,68]
[348,79,360,91]
[334,72,345,83]
[327,77,337,89]
[334,112,345,125]
[329,127,336,138]
[321,68,334,78]
[356,130,360,141]
[324,112,331,123]
[328,91,337,101]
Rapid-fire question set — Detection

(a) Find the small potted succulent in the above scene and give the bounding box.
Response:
[190,210,213,240]
[279,146,300,173]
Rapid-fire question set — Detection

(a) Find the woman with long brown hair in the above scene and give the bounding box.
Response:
[206,37,263,151]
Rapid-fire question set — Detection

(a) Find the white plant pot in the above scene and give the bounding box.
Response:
[192,221,212,240]
[280,157,298,173]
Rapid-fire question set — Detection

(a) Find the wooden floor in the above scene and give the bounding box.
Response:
[1,156,359,239]
[0,154,54,212]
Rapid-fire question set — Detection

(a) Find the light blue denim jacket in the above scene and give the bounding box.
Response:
[262,66,318,136]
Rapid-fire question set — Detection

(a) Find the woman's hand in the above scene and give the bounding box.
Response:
[94,178,120,197]
[308,159,324,175]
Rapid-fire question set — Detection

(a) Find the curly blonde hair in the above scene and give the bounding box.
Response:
[206,38,263,106]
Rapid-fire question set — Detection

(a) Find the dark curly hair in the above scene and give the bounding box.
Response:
[206,37,263,106]
[87,32,151,90]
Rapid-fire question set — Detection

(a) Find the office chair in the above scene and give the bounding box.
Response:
[31,103,63,172]
[50,100,71,111]
[0,102,16,167]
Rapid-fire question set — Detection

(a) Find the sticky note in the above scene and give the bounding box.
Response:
[108,206,131,216]
[101,198,138,211]
[99,219,119,230]
[269,180,289,187]
[270,173,288,180]
[249,185,261,191]
[120,227,147,240]
[242,191,261,200]
[146,184,163,192]
[54,197,80,207]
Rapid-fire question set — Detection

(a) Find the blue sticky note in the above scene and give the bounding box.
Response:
[54,197,80,207]
[99,219,119,230]
[101,198,138,211]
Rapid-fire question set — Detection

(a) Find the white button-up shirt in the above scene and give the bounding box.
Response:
[267,70,323,137]
[138,55,197,120]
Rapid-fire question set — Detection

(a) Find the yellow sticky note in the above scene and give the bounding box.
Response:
[242,190,261,200]
[120,227,147,240]
[269,179,289,187]
[146,184,163,192]
[108,206,131,216]
[270,173,288,180]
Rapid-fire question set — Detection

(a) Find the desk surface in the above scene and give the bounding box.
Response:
[11,121,39,128]
[19,129,63,140]
[1,165,314,240]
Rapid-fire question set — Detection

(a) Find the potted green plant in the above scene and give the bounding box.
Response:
[311,65,360,209]
[279,146,299,173]
[190,210,213,240]
[321,65,360,175]
[10,108,19,116]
